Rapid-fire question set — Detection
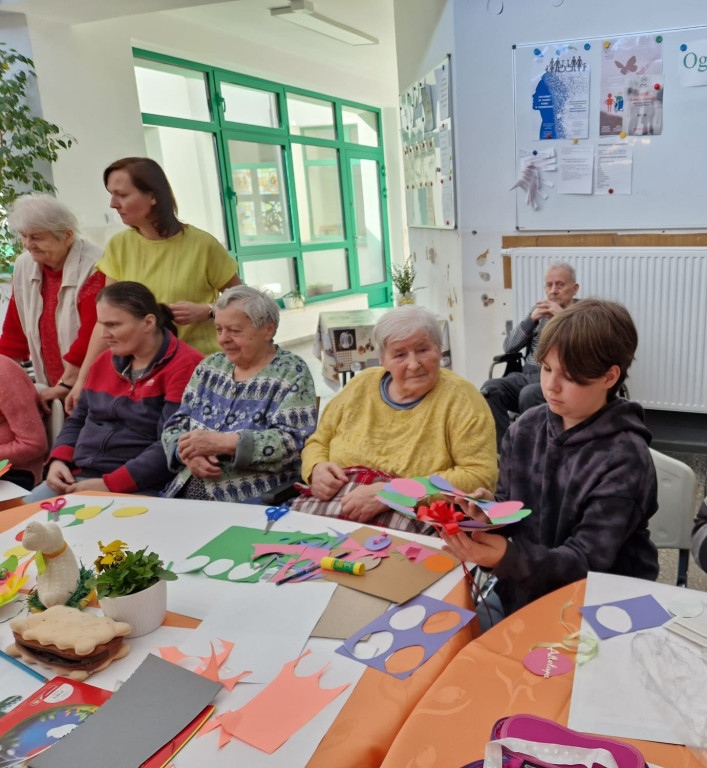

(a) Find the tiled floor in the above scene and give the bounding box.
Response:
[283,338,707,594]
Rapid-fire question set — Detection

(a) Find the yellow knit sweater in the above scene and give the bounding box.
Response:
[301,367,497,492]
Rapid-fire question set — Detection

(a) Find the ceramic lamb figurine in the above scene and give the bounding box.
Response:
[22,521,80,607]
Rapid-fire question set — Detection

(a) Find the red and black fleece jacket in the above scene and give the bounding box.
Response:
[50,332,203,493]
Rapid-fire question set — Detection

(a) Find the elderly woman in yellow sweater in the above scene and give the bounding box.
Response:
[298,307,497,531]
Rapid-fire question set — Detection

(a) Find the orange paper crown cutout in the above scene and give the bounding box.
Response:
[200,650,350,753]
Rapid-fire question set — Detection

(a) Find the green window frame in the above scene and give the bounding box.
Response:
[133,48,392,307]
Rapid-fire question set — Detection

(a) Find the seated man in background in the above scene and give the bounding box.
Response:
[442,299,658,630]
[295,306,497,532]
[691,497,707,573]
[481,261,578,451]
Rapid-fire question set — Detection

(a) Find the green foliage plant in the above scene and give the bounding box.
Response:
[89,540,177,600]
[391,257,417,295]
[0,44,74,272]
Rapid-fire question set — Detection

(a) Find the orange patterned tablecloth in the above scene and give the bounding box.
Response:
[380,579,702,768]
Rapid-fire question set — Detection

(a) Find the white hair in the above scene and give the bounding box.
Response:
[546,261,576,284]
[373,306,442,356]
[215,285,280,332]
[7,194,79,239]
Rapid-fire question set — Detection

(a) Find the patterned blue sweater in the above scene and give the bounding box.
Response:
[161,347,317,503]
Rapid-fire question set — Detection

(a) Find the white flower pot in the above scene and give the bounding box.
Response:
[283,296,305,310]
[99,579,167,637]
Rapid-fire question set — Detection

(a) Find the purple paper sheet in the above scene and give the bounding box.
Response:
[336,594,475,679]
[580,594,671,639]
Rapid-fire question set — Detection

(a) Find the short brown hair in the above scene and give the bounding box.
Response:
[103,157,183,238]
[536,298,637,397]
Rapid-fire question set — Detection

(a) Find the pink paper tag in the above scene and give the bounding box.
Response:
[523,647,574,678]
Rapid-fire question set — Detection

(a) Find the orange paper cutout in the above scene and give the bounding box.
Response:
[155,639,250,692]
[213,650,350,754]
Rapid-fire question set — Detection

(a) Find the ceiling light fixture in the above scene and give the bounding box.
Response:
[270,0,378,46]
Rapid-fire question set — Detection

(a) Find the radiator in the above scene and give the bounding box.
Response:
[509,248,707,413]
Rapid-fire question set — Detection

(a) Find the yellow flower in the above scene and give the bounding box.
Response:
[94,540,128,572]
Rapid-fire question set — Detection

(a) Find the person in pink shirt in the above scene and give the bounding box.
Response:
[0,355,48,490]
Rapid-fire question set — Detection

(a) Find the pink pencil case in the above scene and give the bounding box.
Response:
[462,714,647,768]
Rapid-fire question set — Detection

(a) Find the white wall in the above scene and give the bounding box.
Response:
[8,9,405,264]
[395,0,707,387]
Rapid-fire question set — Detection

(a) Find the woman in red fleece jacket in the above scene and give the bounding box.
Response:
[24,282,203,501]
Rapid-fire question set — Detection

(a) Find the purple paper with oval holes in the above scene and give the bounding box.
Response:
[336,594,476,679]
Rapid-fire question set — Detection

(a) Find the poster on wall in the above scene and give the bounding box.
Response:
[530,43,590,140]
[599,35,663,136]
[399,55,455,229]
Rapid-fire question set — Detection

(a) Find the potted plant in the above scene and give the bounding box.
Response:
[282,289,305,310]
[391,257,420,306]
[0,45,74,271]
[89,540,177,637]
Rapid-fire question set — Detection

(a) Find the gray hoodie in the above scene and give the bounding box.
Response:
[491,397,659,615]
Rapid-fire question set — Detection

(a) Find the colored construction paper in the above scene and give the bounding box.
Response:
[174,526,339,584]
[320,526,457,604]
[523,647,574,678]
[364,534,392,551]
[488,508,532,525]
[311,586,390,639]
[30,655,222,768]
[388,478,428,498]
[0,480,29,502]
[210,651,350,754]
[337,594,475,679]
[579,594,671,639]
[0,459,9,477]
[428,474,465,495]
[377,490,419,508]
[486,500,525,519]
[180,582,336,684]
[112,506,149,518]
[374,496,415,516]
[155,640,249,692]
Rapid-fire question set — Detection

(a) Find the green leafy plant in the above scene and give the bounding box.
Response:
[282,289,304,301]
[391,257,417,295]
[0,45,75,271]
[88,540,177,599]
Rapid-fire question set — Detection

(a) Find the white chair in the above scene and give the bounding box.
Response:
[649,448,698,587]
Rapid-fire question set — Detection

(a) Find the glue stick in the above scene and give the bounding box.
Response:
[320,556,365,575]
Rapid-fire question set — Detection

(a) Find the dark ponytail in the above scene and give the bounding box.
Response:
[97,281,177,336]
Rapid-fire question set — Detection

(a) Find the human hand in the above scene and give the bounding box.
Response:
[73,477,109,493]
[530,300,553,321]
[310,462,347,501]
[178,430,237,461]
[440,529,507,568]
[46,460,77,494]
[64,383,83,415]
[454,487,496,522]
[168,301,211,325]
[340,483,387,523]
[184,455,222,479]
[37,386,69,415]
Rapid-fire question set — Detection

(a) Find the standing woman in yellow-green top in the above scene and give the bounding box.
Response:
[66,157,240,413]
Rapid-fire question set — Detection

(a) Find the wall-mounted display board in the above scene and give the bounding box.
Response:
[400,55,455,229]
[513,27,707,230]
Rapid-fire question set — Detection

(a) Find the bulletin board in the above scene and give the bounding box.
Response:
[513,26,707,230]
[400,55,455,229]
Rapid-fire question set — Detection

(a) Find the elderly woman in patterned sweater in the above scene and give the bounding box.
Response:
[161,286,317,503]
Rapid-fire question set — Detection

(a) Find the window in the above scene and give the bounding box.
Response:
[134,51,391,307]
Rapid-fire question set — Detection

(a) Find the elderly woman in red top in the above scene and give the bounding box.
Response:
[0,195,104,411]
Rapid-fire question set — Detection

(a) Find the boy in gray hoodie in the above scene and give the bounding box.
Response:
[442,299,659,625]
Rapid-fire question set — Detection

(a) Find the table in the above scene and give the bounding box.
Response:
[0,493,476,768]
[379,579,703,768]
[314,309,452,387]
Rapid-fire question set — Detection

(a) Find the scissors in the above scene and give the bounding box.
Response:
[40,497,66,522]
[263,504,289,535]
